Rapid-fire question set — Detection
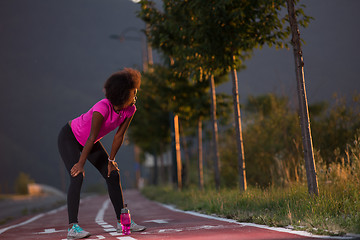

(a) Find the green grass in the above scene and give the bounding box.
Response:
[0,216,14,225]
[141,183,360,236]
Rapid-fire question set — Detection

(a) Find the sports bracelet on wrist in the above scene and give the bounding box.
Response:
[108,157,115,162]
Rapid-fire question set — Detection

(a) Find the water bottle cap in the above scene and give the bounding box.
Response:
[121,208,129,214]
[121,204,130,214]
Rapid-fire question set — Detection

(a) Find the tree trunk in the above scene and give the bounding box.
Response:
[179,121,190,187]
[159,151,165,184]
[230,64,247,191]
[133,145,141,189]
[198,118,204,190]
[170,112,181,189]
[153,152,158,185]
[174,114,182,190]
[209,74,221,190]
[286,0,319,196]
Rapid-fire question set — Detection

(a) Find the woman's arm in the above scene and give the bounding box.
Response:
[70,111,104,178]
[109,115,134,160]
[107,114,134,177]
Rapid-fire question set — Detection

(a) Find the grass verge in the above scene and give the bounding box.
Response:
[141,183,360,236]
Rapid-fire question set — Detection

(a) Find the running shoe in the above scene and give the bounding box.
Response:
[130,220,146,232]
[67,224,91,239]
[116,220,146,233]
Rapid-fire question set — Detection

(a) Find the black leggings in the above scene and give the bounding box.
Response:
[58,124,124,224]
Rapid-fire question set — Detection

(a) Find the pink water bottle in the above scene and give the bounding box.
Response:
[120,204,131,235]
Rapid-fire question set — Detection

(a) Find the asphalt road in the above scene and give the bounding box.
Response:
[0,190,356,240]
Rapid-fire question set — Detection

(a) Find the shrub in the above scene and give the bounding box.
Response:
[14,172,34,195]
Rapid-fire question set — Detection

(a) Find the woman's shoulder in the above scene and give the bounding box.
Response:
[92,99,111,117]
[93,98,111,108]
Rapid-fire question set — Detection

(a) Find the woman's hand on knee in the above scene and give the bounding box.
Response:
[107,161,119,177]
[70,162,85,178]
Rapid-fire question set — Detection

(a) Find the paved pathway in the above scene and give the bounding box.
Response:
[0,190,356,240]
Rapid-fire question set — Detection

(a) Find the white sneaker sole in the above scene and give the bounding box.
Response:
[67,233,91,239]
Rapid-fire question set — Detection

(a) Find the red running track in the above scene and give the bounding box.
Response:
[0,190,352,240]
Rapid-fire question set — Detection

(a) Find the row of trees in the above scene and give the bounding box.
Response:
[221,93,360,187]
[130,0,318,194]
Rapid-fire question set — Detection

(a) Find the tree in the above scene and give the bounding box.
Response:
[286,0,318,196]
[174,68,232,189]
[129,66,172,185]
[138,0,311,191]
[138,1,227,189]
[186,0,315,191]
[170,0,294,191]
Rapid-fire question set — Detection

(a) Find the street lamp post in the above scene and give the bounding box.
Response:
[110,26,153,72]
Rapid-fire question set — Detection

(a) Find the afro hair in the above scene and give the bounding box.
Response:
[104,68,141,107]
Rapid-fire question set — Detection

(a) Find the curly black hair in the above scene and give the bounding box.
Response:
[104,68,141,107]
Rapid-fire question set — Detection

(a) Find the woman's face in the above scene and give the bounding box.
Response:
[128,88,138,106]
[114,88,138,112]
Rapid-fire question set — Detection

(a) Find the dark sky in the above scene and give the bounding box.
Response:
[218,0,360,105]
[0,0,359,193]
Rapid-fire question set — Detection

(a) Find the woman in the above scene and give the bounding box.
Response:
[58,68,146,239]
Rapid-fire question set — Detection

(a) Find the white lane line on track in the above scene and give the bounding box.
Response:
[0,214,45,234]
[102,224,114,228]
[95,198,110,222]
[109,232,123,236]
[95,198,138,239]
[143,219,169,224]
[0,204,66,235]
[36,228,67,234]
[161,203,357,240]
[0,196,95,235]
[104,228,117,232]
[158,229,182,233]
[138,224,237,235]
[0,196,94,235]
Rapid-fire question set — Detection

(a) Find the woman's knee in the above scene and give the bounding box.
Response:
[69,174,84,186]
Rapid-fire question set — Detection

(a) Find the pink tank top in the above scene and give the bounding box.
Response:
[71,99,136,146]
